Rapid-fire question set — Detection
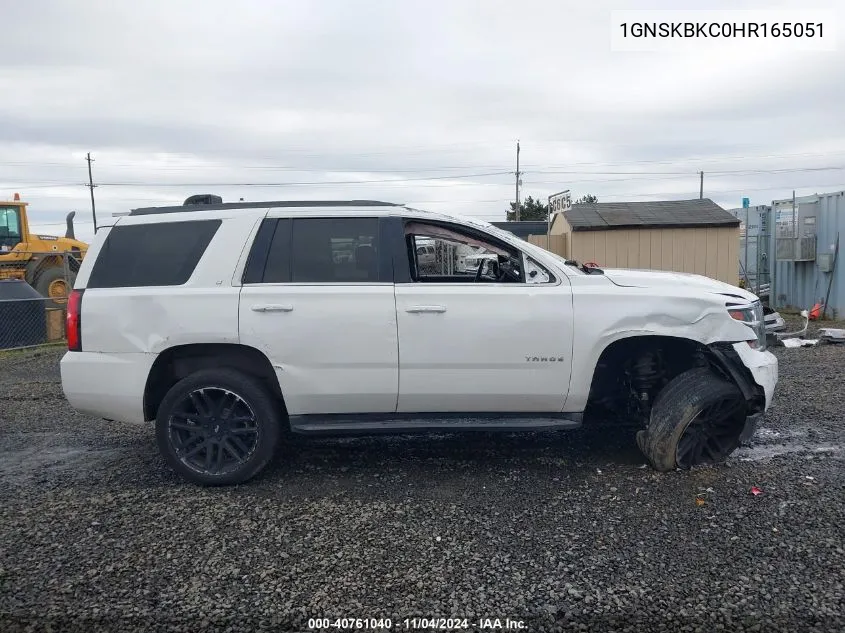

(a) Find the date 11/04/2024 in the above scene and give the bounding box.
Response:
[307,617,527,630]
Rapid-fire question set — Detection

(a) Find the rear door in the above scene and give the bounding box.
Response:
[238,216,399,416]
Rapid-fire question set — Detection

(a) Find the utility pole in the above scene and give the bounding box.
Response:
[86,152,98,233]
[699,171,704,199]
[514,140,521,221]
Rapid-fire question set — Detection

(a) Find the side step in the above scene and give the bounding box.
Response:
[288,412,583,435]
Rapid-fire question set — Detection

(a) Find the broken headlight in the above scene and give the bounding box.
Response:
[728,301,766,351]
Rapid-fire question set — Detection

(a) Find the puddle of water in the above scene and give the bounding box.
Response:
[754,427,808,441]
[0,445,125,478]
[735,443,843,461]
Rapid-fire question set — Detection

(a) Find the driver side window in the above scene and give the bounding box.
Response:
[404,221,523,284]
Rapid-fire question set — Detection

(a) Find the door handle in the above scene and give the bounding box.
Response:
[251,304,294,312]
[405,305,447,313]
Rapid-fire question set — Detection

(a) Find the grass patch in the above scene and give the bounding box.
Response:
[0,341,66,359]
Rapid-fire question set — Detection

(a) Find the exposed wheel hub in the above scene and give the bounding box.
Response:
[676,395,746,469]
[48,279,68,300]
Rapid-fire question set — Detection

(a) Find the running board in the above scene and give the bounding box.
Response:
[288,412,583,435]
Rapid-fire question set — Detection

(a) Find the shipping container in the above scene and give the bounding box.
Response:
[768,190,844,317]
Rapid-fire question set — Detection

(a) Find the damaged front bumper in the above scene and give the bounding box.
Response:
[709,342,778,444]
[730,341,778,411]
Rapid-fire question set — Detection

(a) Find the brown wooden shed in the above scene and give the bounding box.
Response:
[535,198,741,285]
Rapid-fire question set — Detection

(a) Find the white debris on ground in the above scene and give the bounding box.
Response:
[819,328,845,343]
[781,338,820,348]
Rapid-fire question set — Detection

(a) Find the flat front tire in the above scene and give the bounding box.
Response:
[638,368,747,472]
[155,369,282,486]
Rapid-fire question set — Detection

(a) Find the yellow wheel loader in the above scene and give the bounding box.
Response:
[0,193,88,308]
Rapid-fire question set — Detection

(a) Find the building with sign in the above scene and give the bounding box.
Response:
[542,198,741,284]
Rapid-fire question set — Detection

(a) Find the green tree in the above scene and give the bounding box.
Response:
[506,195,549,221]
[575,194,599,204]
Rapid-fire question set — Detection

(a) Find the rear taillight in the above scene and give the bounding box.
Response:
[67,289,84,351]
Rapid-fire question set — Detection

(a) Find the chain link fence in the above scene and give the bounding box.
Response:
[0,252,79,351]
[416,241,490,277]
[738,230,773,302]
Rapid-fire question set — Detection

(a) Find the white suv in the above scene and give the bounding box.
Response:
[61,198,778,485]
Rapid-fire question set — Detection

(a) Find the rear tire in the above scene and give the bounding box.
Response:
[637,368,747,472]
[155,369,282,486]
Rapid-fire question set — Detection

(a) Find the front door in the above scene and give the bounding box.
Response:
[239,216,398,416]
[393,219,573,413]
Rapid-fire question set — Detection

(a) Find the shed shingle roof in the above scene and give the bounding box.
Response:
[490,221,548,239]
[562,198,740,232]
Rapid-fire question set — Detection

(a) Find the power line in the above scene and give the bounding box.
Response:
[5,140,835,166]
[595,182,845,199]
[6,163,845,193]
[529,165,845,176]
[518,167,845,186]
[0,142,512,168]
[8,164,845,190]
[24,179,845,207]
[525,175,696,185]
[0,183,85,189]
[528,150,845,169]
[0,161,514,173]
[4,149,845,171]
[94,170,513,187]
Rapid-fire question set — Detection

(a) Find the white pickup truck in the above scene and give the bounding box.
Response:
[60,198,777,485]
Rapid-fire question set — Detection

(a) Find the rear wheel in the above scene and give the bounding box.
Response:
[637,368,747,471]
[155,369,282,486]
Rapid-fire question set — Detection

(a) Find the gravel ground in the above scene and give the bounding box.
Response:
[1,330,844,633]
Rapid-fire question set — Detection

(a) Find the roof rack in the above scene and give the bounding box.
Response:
[129,199,403,216]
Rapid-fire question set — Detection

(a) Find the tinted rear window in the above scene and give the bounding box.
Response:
[291,218,380,283]
[242,217,381,284]
[87,220,221,288]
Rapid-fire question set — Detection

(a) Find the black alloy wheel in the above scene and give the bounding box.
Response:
[155,369,282,485]
[168,387,260,476]
[675,392,746,468]
[638,367,748,472]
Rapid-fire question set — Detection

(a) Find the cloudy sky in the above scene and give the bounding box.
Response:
[2,0,843,243]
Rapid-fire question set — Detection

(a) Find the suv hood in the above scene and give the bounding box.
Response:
[602,268,758,303]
